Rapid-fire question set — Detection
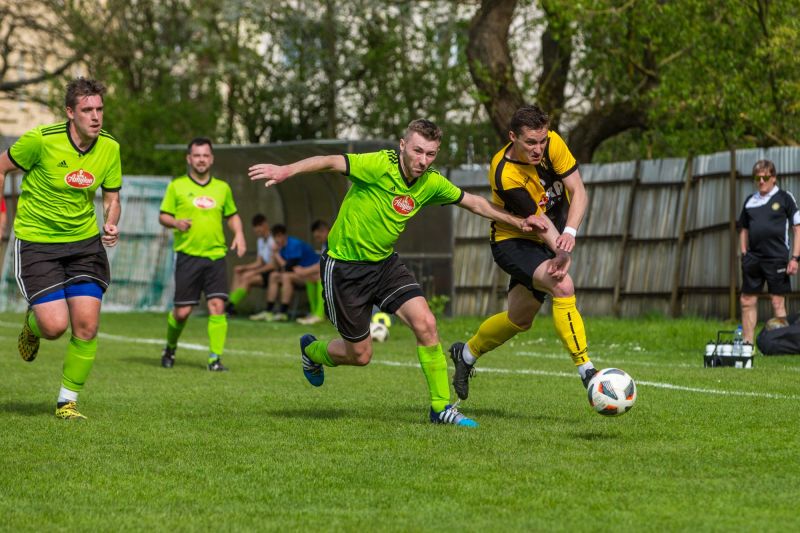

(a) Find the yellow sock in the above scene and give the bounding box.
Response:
[552,296,589,365]
[467,311,525,358]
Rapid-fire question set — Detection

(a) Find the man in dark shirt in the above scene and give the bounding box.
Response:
[739,159,800,344]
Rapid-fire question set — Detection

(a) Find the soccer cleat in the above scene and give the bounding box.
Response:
[161,346,176,368]
[300,334,324,386]
[430,404,478,427]
[249,310,272,321]
[55,401,87,420]
[18,308,41,362]
[268,312,288,322]
[208,358,229,372]
[581,367,599,389]
[448,342,475,400]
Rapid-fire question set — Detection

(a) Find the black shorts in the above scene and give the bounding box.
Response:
[741,254,791,295]
[320,252,423,342]
[15,235,110,304]
[491,238,552,303]
[174,252,228,305]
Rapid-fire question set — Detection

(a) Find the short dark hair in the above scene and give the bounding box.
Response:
[752,159,776,177]
[311,219,329,232]
[271,224,287,236]
[404,119,442,142]
[510,105,550,136]
[252,213,267,226]
[65,77,106,109]
[187,137,213,154]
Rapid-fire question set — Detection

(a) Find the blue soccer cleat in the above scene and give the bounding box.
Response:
[300,334,324,387]
[430,404,479,427]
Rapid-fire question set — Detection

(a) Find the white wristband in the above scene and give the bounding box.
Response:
[563,226,577,237]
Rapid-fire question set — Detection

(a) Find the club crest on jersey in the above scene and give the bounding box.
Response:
[772,202,781,211]
[193,196,216,209]
[392,195,415,215]
[64,169,95,188]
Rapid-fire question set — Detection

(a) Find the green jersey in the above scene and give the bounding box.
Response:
[8,121,122,243]
[160,175,238,260]
[328,150,463,262]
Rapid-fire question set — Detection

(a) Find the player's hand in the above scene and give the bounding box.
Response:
[102,223,119,247]
[556,232,576,253]
[789,258,799,276]
[521,214,549,232]
[175,219,192,232]
[249,164,291,188]
[231,235,247,258]
[548,249,571,280]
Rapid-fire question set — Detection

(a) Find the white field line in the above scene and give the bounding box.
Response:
[1,321,798,401]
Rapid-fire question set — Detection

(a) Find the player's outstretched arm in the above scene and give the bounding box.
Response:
[248,155,347,188]
[227,214,247,258]
[557,170,587,252]
[102,190,121,247]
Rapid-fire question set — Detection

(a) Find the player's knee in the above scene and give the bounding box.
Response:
[412,313,439,345]
[347,343,373,365]
[740,294,757,308]
[71,322,98,340]
[39,319,69,340]
[551,277,575,298]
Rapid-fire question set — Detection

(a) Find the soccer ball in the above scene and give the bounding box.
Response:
[372,312,393,328]
[587,368,637,416]
[370,322,389,342]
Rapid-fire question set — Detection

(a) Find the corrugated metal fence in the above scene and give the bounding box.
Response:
[450,147,800,319]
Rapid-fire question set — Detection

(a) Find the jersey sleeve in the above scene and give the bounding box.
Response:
[222,183,238,217]
[160,181,177,216]
[8,127,43,172]
[548,132,578,178]
[428,171,464,206]
[101,145,123,191]
[738,197,751,229]
[344,151,388,184]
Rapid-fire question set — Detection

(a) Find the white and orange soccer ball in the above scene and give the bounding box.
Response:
[587,368,637,416]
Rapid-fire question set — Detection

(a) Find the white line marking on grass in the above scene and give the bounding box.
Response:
[1,321,798,400]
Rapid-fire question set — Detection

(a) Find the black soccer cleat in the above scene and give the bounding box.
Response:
[581,367,599,389]
[161,346,175,368]
[449,342,475,401]
[208,358,229,372]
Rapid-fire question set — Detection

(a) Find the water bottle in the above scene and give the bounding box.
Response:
[733,325,744,357]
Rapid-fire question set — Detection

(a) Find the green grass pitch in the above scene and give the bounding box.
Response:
[2,312,799,531]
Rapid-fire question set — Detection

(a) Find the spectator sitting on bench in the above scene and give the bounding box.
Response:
[226,213,275,317]
[254,224,319,322]
[296,220,330,325]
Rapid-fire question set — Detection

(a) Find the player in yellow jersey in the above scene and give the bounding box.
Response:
[449,104,595,400]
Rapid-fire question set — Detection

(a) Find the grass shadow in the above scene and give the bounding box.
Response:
[0,400,53,417]
[119,356,163,367]
[572,431,620,441]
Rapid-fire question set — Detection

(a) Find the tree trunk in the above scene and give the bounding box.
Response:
[466,0,523,143]
[536,5,572,131]
[567,102,647,163]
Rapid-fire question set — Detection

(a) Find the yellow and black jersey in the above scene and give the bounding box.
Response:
[488,130,578,242]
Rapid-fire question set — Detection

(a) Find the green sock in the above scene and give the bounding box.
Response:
[27,310,42,337]
[62,336,97,392]
[229,287,247,306]
[208,314,227,356]
[417,344,450,412]
[166,311,186,350]
[306,339,337,367]
[313,281,324,317]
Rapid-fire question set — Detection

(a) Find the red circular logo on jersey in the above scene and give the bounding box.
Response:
[193,196,216,209]
[392,195,415,215]
[64,169,95,188]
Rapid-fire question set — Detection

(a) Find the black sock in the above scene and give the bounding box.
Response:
[279,303,289,313]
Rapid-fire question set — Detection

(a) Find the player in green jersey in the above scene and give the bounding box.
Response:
[0,77,121,420]
[249,119,568,427]
[159,138,246,371]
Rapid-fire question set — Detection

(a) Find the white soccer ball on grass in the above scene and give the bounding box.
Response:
[586,368,637,416]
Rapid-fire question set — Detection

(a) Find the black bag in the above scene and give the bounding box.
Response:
[756,313,800,355]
